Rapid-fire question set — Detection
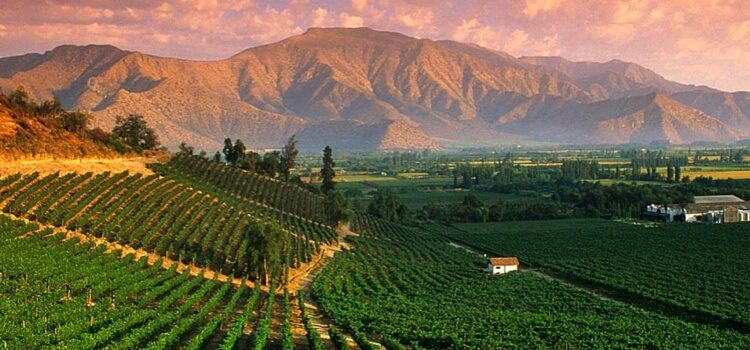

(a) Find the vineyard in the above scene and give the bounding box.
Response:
[0,215,327,349]
[161,155,328,223]
[0,170,337,284]
[446,219,750,329]
[311,214,750,349]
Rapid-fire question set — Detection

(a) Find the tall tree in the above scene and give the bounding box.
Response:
[280,135,299,181]
[324,191,352,226]
[232,139,246,165]
[667,165,674,183]
[320,145,336,195]
[112,114,159,150]
[222,138,235,164]
[212,151,222,163]
[246,218,286,285]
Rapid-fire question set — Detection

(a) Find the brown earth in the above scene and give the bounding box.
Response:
[0,156,161,176]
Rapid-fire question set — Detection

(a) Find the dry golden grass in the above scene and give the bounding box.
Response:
[685,170,750,180]
[0,157,158,176]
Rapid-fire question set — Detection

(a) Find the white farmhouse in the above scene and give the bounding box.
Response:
[487,257,519,274]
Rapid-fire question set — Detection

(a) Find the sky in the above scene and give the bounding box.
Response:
[1,0,749,92]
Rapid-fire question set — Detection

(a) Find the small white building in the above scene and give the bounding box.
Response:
[487,257,519,274]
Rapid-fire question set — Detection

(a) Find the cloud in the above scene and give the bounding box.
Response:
[396,7,433,30]
[351,0,368,12]
[339,13,364,27]
[0,25,6,37]
[503,30,529,53]
[311,8,333,27]
[522,0,564,19]
[729,20,750,42]
[676,37,709,52]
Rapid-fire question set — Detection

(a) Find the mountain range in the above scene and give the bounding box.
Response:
[1,27,748,151]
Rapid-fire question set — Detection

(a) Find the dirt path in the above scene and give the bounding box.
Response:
[288,223,387,350]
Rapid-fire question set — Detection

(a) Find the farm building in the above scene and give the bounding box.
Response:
[645,195,750,223]
[487,257,519,274]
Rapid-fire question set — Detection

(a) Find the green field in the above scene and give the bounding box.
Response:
[446,219,750,327]
[0,216,262,349]
[311,215,750,349]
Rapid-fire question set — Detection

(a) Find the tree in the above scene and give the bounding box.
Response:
[178,142,195,156]
[60,111,91,135]
[259,151,280,177]
[8,86,29,109]
[223,138,236,164]
[667,165,674,183]
[367,189,409,223]
[238,151,261,172]
[675,165,682,182]
[280,135,299,181]
[233,139,246,163]
[246,218,286,286]
[320,146,336,195]
[324,191,352,226]
[112,114,159,150]
[212,151,222,163]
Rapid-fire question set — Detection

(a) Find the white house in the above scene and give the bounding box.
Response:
[487,257,519,274]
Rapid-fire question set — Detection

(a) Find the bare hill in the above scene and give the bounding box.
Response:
[1,27,746,149]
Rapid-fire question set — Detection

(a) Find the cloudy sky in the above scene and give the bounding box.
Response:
[1,0,749,91]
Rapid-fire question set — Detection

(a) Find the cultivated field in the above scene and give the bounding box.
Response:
[446,219,750,327]
[310,215,750,349]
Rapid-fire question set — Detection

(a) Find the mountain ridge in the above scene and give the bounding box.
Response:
[1,27,747,150]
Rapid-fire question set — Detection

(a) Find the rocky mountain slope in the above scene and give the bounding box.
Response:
[1,27,747,150]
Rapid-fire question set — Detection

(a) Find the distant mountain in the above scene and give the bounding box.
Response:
[0,27,747,150]
[670,90,750,133]
[499,93,739,145]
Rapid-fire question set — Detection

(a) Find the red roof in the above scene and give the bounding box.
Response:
[489,257,519,266]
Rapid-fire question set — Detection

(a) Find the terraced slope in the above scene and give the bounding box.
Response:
[0,216,269,349]
[0,170,336,283]
[158,155,328,223]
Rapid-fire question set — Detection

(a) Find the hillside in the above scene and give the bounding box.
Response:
[0,103,119,160]
[1,27,748,148]
[500,93,739,145]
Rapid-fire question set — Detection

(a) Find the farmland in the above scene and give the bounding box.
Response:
[0,158,336,349]
[0,215,270,349]
[445,219,750,327]
[310,215,750,349]
[3,146,750,348]
[0,169,335,281]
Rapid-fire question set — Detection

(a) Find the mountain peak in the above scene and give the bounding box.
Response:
[298,26,416,43]
[0,28,746,149]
